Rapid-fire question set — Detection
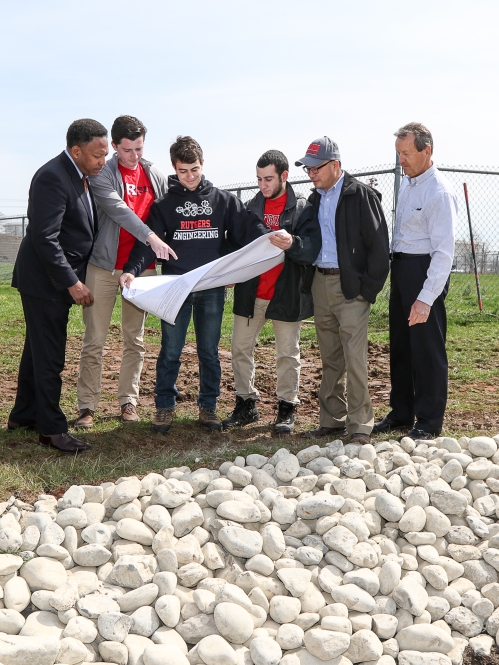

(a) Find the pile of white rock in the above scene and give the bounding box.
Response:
[1,434,499,665]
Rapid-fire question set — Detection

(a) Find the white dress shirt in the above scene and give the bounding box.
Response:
[392,164,457,306]
[65,150,94,222]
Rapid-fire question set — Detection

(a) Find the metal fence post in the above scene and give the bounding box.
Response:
[392,153,402,235]
[22,217,26,237]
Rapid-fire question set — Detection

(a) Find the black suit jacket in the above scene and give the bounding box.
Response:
[12,151,98,304]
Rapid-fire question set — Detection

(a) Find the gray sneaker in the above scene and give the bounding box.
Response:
[152,408,175,435]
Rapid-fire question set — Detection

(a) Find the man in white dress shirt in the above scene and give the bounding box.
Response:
[373,123,457,440]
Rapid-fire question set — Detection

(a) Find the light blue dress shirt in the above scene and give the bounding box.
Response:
[314,172,345,269]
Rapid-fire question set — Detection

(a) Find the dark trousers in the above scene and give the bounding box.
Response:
[9,293,71,434]
[388,255,449,433]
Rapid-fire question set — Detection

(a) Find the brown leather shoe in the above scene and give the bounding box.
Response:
[121,403,140,423]
[38,432,91,454]
[7,420,36,431]
[76,409,94,429]
[306,426,347,439]
[350,432,371,445]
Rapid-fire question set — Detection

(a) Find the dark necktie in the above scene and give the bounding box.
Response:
[82,175,89,192]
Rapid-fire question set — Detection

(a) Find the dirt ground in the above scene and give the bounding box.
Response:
[463,645,499,665]
[2,326,492,434]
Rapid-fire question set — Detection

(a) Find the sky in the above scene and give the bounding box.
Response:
[1,0,499,216]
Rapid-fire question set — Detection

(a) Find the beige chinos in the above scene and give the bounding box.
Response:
[312,271,374,435]
[77,263,156,410]
[231,298,302,404]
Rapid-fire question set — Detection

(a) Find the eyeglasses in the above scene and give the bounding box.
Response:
[302,160,335,175]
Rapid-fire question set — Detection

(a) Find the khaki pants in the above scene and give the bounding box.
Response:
[311,271,373,435]
[77,263,156,411]
[231,298,302,404]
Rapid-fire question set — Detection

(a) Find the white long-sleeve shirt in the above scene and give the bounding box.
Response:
[392,164,457,306]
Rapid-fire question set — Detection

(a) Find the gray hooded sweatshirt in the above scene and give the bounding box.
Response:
[88,153,168,272]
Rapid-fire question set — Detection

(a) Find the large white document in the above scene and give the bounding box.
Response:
[122,232,284,325]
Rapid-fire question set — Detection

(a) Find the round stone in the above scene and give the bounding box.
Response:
[468,437,497,458]
[0,608,25,634]
[3,575,31,612]
[155,594,181,628]
[116,518,155,546]
[218,526,263,558]
[375,493,405,522]
[72,543,112,566]
[275,455,300,483]
[276,623,304,650]
[20,557,67,591]
[269,595,301,623]
[396,624,454,654]
[304,628,351,660]
[213,602,254,644]
[399,506,426,533]
[249,637,282,665]
[197,635,237,665]
[216,500,261,524]
[296,494,345,519]
[143,644,189,665]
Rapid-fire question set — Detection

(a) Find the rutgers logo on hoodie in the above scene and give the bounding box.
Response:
[173,200,219,240]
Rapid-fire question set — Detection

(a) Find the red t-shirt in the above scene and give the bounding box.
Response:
[256,190,287,300]
[115,162,156,270]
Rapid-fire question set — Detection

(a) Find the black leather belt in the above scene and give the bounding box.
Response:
[317,267,340,275]
[391,252,430,260]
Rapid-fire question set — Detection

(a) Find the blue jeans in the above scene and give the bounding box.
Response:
[155,286,225,410]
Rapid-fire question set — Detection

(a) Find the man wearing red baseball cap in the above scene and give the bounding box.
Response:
[296,136,390,444]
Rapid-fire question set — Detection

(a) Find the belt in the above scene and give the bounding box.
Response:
[391,252,430,260]
[317,267,340,275]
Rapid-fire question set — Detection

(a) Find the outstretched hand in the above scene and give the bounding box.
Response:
[147,233,178,261]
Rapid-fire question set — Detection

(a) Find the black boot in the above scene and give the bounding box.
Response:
[222,396,259,430]
[274,400,296,434]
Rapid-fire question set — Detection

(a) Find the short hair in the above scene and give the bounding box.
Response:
[170,136,203,165]
[394,122,433,152]
[111,115,147,145]
[257,150,289,177]
[66,119,108,149]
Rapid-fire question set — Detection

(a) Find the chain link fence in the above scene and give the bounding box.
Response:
[2,164,499,315]
[222,164,499,317]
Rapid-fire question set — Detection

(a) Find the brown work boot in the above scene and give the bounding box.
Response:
[199,407,222,432]
[350,432,371,445]
[152,408,175,435]
[306,425,347,439]
[76,408,94,429]
[121,403,140,423]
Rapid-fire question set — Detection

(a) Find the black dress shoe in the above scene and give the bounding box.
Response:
[38,432,92,454]
[372,416,413,434]
[7,420,37,431]
[306,426,347,439]
[400,428,439,442]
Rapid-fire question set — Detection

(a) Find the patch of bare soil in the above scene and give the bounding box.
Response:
[463,645,499,665]
[55,330,499,434]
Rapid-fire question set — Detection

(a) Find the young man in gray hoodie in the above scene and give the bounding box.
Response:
[76,115,175,428]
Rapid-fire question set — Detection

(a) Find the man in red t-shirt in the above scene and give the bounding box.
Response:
[76,116,175,428]
[223,150,321,433]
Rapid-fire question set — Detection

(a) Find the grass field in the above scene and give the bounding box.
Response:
[0,272,498,500]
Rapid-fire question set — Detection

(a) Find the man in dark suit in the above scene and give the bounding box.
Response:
[8,119,108,454]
